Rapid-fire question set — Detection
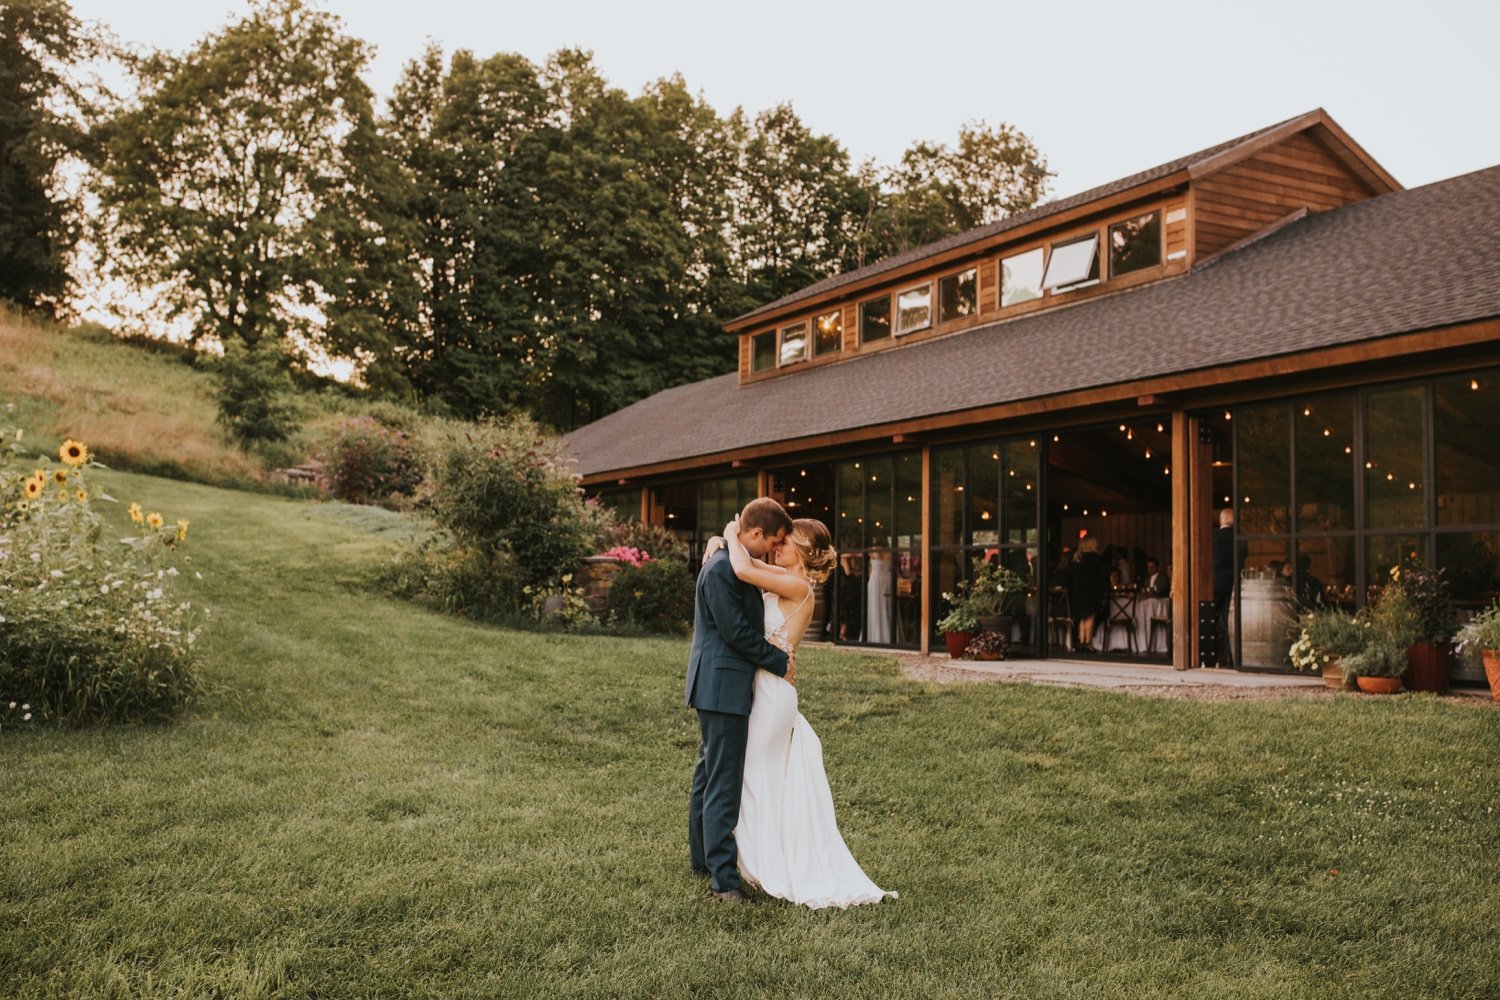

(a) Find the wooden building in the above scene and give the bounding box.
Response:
[564,109,1500,680]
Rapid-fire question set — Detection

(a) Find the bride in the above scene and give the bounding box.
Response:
[708,516,895,910]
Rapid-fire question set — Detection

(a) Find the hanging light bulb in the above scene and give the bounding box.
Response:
[1145,448,1152,459]
[1471,378,1480,391]
[1156,422,1164,433]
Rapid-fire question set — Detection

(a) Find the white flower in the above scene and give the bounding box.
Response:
[166,567,178,577]
[22,713,30,721]
[7,702,13,710]
[100,585,110,595]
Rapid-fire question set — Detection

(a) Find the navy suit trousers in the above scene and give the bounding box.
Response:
[689,708,750,893]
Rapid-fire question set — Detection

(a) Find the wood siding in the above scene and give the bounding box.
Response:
[1194,132,1376,258]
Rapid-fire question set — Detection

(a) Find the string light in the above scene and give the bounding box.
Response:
[1224,411,1232,421]
[1472,378,1481,390]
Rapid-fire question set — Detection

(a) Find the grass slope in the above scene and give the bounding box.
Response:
[3,471,1498,998]
[0,309,412,490]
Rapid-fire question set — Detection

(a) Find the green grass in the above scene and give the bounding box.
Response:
[3,471,1498,999]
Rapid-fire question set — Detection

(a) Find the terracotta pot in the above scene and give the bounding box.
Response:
[1356,675,1403,695]
[1405,641,1453,694]
[1321,656,1348,691]
[944,631,972,658]
[1483,649,1500,702]
[974,650,1004,661]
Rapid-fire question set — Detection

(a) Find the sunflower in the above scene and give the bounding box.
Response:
[127,502,143,524]
[59,440,88,467]
[75,488,88,504]
[176,518,190,542]
[52,469,69,486]
[146,512,164,529]
[22,476,43,500]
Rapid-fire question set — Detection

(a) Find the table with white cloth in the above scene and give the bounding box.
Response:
[1134,593,1171,654]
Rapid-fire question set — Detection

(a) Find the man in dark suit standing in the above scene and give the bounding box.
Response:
[686,498,794,903]
[1212,508,1237,667]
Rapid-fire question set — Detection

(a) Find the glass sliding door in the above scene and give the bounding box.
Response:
[831,451,921,647]
[930,437,1041,655]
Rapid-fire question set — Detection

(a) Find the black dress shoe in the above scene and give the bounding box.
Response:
[712,888,749,903]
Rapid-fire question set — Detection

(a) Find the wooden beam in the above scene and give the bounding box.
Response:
[1172,411,1193,669]
[920,445,932,657]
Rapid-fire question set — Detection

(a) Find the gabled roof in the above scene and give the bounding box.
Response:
[730,108,1399,329]
[568,164,1500,480]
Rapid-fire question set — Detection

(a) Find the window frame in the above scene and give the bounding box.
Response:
[895,282,933,336]
[750,330,776,373]
[1042,232,1100,294]
[1107,210,1163,279]
[999,246,1045,308]
[778,321,808,366]
[937,267,978,324]
[813,309,843,358]
[859,294,892,344]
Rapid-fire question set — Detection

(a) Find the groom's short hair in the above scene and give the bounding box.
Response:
[740,497,793,537]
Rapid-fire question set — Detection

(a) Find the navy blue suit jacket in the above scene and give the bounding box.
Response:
[685,550,790,715]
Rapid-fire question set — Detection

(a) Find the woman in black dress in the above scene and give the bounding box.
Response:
[1067,535,1108,649]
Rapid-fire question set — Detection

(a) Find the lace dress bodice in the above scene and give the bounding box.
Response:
[763,587,810,654]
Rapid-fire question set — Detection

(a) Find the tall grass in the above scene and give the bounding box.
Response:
[0,308,435,492]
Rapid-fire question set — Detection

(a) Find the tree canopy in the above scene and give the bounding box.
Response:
[70,0,1051,431]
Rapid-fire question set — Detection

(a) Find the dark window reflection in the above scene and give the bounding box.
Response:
[1295,396,1355,531]
[1435,373,1500,527]
[938,268,978,322]
[1237,404,1291,534]
[751,331,775,372]
[935,447,964,547]
[813,310,842,357]
[1366,386,1427,529]
[1002,439,1039,543]
[966,443,1000,545]
[859,295,890,343]
[1108,211,1162,278]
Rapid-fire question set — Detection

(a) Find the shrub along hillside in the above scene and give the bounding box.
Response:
[0,308,432,491]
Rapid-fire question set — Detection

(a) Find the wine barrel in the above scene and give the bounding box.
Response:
[1239,576,1297,668]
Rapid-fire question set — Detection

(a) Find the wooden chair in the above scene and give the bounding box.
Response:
[1147,604,1172,655]
[1102,589,1138,654]
[1046,587,1073,651]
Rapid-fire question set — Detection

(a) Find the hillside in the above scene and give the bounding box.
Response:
[0,309,421,490]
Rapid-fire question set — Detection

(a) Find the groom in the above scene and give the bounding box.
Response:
[686,497,795,902]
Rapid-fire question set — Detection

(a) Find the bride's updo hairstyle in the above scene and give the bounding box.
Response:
[789,518,837,585]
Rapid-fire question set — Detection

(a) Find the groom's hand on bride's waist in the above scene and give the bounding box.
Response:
[785,655,797,686]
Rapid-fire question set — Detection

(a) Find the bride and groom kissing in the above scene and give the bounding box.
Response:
[685,497,894,909]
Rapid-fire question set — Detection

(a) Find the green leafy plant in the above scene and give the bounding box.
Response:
[936,595,980,635]
[1288,605,1365,672]
[607,559,695,634]
[960,629,1009,660]
[1340,639,1408,680]
[400,415,610,618]
[1385,561,1458,644]
[1363,584,1424,649]
[522,573,597,630]
[1454,600,1500,661]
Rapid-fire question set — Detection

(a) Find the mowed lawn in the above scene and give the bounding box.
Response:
[3,473,1498,999]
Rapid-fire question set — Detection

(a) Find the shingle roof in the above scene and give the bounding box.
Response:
[731,110,1323,327]
[567,164,1500,479]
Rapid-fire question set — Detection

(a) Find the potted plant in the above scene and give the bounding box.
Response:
[1385,563,1459,693]
[1454,600,1500,701]
[1341,637,1408,694]
[1288,605,1365,690]
[937,601,980,658]
[967,557,1030,635]
[961,629,1009,662]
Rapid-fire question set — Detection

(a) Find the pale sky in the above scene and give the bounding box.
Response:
[70,0,1500,201]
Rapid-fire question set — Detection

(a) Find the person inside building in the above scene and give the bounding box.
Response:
[1068,534,1108,651]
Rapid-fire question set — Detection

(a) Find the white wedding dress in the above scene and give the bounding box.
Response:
[734,590,895,909]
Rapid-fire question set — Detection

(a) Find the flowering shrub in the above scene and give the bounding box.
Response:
[320,416,423,508]
[602,520,686,562]
[598,545,652,568]
[0,411,204,725]
[1384,562,1458,644]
